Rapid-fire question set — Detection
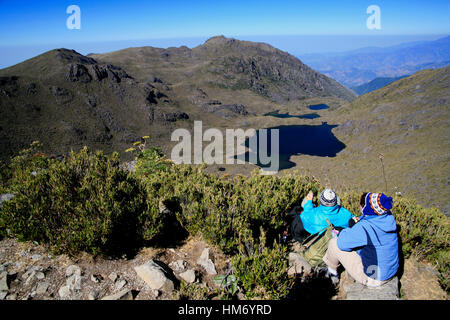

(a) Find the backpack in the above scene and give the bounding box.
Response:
[300,219,334,268]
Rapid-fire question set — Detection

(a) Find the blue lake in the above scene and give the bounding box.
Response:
[264,110,320,119]
[237,122,345,170]
[308,104,330,110]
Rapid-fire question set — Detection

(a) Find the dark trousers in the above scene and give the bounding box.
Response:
[287,206,310,243]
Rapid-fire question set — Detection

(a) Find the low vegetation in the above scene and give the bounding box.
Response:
[0,141,448,297]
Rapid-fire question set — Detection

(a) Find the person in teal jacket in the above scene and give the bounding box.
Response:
[301,189,355,235]
[287,189,355,242]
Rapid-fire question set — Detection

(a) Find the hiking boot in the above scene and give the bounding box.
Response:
[327,273,340,286]
[318,266,340,286]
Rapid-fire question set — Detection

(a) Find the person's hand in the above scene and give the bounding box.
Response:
[305,191,313,201]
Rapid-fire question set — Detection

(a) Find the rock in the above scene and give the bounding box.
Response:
[343,276,399,300]
[134,260,174,292]
[197,248,217,275]
[6,293,17,300]
[115,279,127,291]
[0,291,7,300]
[101,289,133,300]
[35,271,45,280]
[66,274,82,291]
[0,271,8,291]
[35,282,49,295]
[0,193,14,208]
[58,285,71,299]
[108,272,118,282]
[288,252,312,276]
[169,260,187,272]
[65,265,81,277]
[90,274,103,283]
[88,290,99,300]
[179,270,196,284]
[31,254,42,261]
[151,289,160,298]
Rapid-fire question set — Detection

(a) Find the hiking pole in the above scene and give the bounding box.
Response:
[379,153,388,193]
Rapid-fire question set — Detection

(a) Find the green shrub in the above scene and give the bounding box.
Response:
[174,281,210,300]
[1,141,448,295]
[0,144,162,257]
[232,241,293,299]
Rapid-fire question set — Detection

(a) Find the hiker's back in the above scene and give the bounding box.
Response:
[301,201,353,234]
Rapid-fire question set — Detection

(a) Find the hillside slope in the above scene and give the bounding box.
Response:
[351,75,409,95]
[302,66,450,213]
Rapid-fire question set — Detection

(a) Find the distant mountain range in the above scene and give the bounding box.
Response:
[0,36,355,163]
[299,36,450,87]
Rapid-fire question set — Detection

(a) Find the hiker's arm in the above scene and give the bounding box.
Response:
[336,223,368,252]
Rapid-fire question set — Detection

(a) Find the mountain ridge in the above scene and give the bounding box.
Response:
[0,36,355,164]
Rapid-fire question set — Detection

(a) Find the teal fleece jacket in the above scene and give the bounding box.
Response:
[300,200,354,234]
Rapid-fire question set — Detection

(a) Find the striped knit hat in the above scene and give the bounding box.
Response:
[362,192,393,216]
[320,189,337,207]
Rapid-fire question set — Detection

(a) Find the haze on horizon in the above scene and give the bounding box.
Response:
[0,0,449,68]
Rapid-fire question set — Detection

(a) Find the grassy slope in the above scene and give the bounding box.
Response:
[281,67,449,213]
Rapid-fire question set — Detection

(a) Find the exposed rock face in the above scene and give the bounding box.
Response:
[67,64,92,83]
[159,111,189,122]
[201,103,250,118]
[134,260,175,292]
[50,86,74,105]
[68,62,132,84]
[197,248,217,275]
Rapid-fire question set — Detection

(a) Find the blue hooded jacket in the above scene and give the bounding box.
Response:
[300,200,354,235]
[337,214,399,281]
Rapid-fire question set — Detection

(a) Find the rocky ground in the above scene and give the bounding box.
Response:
[0,236,446,301]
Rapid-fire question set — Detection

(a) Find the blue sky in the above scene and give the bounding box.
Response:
[0,0,449,67]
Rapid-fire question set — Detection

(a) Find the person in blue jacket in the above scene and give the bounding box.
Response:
[286,188,355,242]
[322,192,399,287]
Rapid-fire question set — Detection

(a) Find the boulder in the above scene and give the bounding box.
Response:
[88,290,99,300]
[66,274,82,291]
[108,272,118,282]
[179,270,196,284]
[343,276,399,300]
[169,260,187,273]
[101,289,133,300]
[115,279,127,291]
[197,248,217,275]
[288,252,312,276]
[0,271,8,291]
[35,282,49,295]
[58,285,71,299]
[31,254,42,261]
[65,265,81,277]
[134,260,174,292]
